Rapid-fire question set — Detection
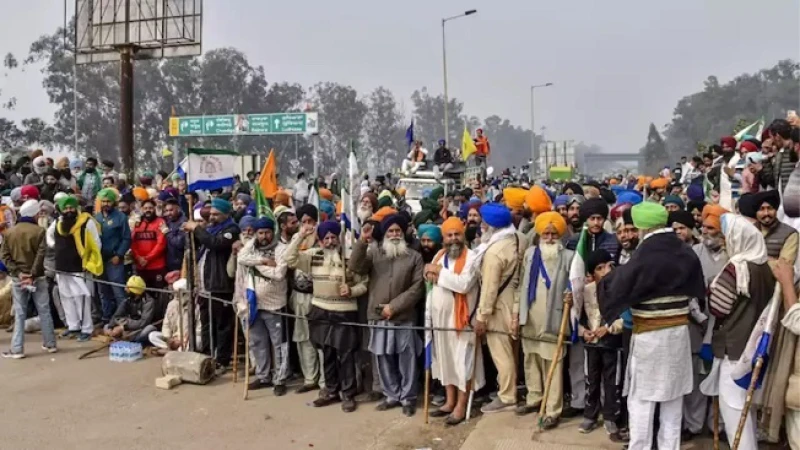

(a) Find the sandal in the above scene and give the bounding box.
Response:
[444,414,465,426]
[429,409,452,418]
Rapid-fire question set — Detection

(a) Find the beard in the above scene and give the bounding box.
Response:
[446,243,464,259]
[703,235,723,251]
[143,212,156,221]
[420,245,440,263]
[357,206,373,222]
[61,212,77,229]
[255,237,273,248]
[540,241,560,262]
[382,237,409,259]
[480,226,495,245]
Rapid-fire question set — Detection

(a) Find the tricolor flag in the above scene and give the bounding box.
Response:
[732,283,782,389]
[183,148,238,192]
[424,281,433,370]
[568,225,589,343]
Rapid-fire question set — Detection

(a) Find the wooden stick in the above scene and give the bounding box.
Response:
[178,289,185,352]
[465,341,481,423]
[539,293,572,428]
[423,368,430,424]
[243,319,250,400]
[732,357,763,450]
[713,396,720,450]
[232,315,240,384]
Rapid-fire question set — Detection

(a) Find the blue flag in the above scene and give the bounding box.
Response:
[405,120,414,147]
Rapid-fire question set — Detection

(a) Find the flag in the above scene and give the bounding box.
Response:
[734,118,762,142]
[162,147,173,158]
[258,149,279,199]
[732,283,782,389]
[424,281,433,370]
[461,125,478,161]
[307,180,320,221]
[253,183,277,228]
[176,156,188,179]
[184,148,238,192]
[347,149,360,235]
[245,271,258,326]
[568,226,589,343]
[405,119,414,147]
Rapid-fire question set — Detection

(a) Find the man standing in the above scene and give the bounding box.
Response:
[564,195,585,242]
[131,199,167,289]
[286,220,368,413]
[95,188,131,325]
[668,210,698,246]
[615,208,638,265]
[47,195,103,342]
[474,129,490,164]
[417,224,443,263]
[182,198,240,370]
[163,199,186,273]
[752,190,798,263]
[475,203,527,413]
[601,202,705,450]
[351,214,425,417]
[77,157,102,202]
[357,192,378,229]
[516,212,573,428]
[236,217,290,396]
[1,200,55,358]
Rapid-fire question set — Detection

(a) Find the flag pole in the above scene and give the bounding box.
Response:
[423,281,432,425]
[185,153,198,353]
[713,397,720,450]
[465,339,480,423]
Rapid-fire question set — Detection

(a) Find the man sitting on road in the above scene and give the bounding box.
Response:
[104,276,158,345]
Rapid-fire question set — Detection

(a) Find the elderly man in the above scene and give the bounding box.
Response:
[236,217,289,396]
[357,192,378,229]
[351,214,424,417]
[515,212,574,429]
[752,190,798,263]
[424,217,483,425]
[770,260,800,450]
[286,220,368,413]
[601,201,705,450]
[475,203,527,414]
[183,198,240,370]
[47,195,103,342]
[705,213,775,450]
[95,187,131,324]
[286,204,326,393]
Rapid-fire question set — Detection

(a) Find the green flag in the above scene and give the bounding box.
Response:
[254,183,276,230]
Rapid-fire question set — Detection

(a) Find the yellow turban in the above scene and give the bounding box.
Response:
[534,211,567,237]
[650,178,669,190]
[525,186,552,214]
[503,187,527,210]
[133,187,149,202]
[441,217,465,235]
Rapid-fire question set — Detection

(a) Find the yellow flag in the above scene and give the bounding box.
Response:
[461,125,477,161]
[161,147,173,158]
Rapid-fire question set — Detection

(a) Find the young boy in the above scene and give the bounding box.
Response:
[579,249,624,439]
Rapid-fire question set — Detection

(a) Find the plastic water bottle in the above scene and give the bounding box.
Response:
[109,342,117,362]
[132,343,142,361]
[122,342,130,362]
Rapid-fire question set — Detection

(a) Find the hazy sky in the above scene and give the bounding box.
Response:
[1,0,799,154]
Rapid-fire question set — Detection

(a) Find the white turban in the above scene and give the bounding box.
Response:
[193,209,203,221]
[146,188,158,199]
[33,156,48,175]
[19,199,40,218]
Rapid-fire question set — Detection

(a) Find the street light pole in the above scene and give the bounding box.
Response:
[530,82,553,179]
[442,9,477,146]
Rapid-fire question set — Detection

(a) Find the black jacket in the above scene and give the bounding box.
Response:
[110,293,156,334]
[193,222,240,293]
[434,147,452,165]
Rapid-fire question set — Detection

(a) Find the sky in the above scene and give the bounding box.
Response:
[1,0,799,154]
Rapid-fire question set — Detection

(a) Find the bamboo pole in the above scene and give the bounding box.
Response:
[713,397,720,450]
[465,340,481,423]
[732,358,764,450]
[423,368,430,425]
[539,292,572,429]
[232,315,240,384]
[243,320,251,400]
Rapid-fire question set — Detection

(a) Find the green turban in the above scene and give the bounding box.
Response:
[413,209,436,228]
[57,195,79,211]
[97,188,118,203]
[377,195,394,209]
[631,201,668,230]
[428,186,444,200]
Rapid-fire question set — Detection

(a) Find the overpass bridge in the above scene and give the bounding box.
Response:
[582,152,644,174]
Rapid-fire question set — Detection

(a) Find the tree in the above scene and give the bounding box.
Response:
[308,82,367,175]
[363,87,404,174]
[640,123,669,174]
[410,87,464,147]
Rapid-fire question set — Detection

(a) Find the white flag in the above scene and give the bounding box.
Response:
[184,148,238,192]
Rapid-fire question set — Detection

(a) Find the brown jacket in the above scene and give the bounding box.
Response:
[0,221,47,278]
[349,240,424,323]
[478,231,528,323]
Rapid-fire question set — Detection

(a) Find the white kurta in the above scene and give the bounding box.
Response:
[46,219,99,298]
[429,248,485,392]
[626,325,693,402]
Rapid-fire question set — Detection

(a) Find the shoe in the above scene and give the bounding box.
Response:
[77,333,92,342]
[273,385,287,397]
[681,429,699,442]
[248,379,272,391]
[296,383,319,394]
[541,416,559,430]
[515,403,540,416]
[429,409,452,418]
[375,399,401,411]
[604,421,619,436]
[402,404,416,417]
[579,419,599,434]
[561,406,584,418]
[431,395,446,407]
[356,391,384,402]
[445,415,465,426]
[60,329,76,338]
[312,393,341,408]
[1,351,25,359]
[479,398,516,414]
[214,364,229,377]
[5,324,13,333]
[41,345,58,354]
[341,397,356,413]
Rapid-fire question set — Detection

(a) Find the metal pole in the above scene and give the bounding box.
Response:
[73,62,78,153]
[530,87,535,179]
[442,19,449,145]
[120,47,134,174]
[312,134,319,178]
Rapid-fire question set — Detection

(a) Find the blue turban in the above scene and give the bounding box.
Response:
[239,215,257,230]
[418,224,442,244]
[381,213,409,234]
[616,190,643,206]
[158,187,179,202]
[480,203,512,228]
[252,217,274,230]
[319,199,336,219]
[663,195,685,210]
[0,261,7,273]
[236,193,252,204]
[686,182,704,202]
[211,198,233,215]
[553,194,570,208]
[317,220,341,240]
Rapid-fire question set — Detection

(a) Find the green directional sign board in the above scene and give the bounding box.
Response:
[169,112,319,137]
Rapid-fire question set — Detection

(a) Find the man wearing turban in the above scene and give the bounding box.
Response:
[423,216,484,425]
[648,178,669,202]
[503,187,528,229]
[662,195,685,213]
[553,194,570,219]
[564,195,585,241]
[285,219,368,413]
[350,215,424,417]
[94,187,132,324]
[668,210,697,246]
[417,224,442,263]
[48,195,103,342]
[615,208,638,266]
[475,203,528,413]
[752,190,798,263]
[600,201,705,450]
[515,211,573,429]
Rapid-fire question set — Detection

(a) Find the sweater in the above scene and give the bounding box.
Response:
[96,209,131,260]
[0,221,46,278]
[236,239,288,311]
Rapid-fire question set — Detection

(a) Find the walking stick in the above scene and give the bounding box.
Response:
[465,340,481,423]
[243,319,251,400]
[713,396,720,450]
[732,357,764,450]
[423,367,431,425]
[539,291,572,429]
[178,289,185,351]
[232,315,240,384]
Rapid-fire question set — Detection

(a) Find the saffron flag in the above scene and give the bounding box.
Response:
[567,225,589,343]
[258,149,279,199]
[461,125,478,161]
[732,283,782,389]
[184,148,238,192]
[406,120,414,147]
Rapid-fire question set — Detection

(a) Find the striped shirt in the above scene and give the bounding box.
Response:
[709,264,737,318]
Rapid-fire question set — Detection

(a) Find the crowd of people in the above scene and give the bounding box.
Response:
[1,115,800,450]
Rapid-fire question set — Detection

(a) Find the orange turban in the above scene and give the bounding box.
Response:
[441,217,465,235]
[133,187,149,202]
[503,187,527,210]
[650,178,669,190]
[319,188,333,201]
[609,179,619,185]
[637,175,646,187]
[274,190,291,207]
[534,211,567,237]
[525,186,552,214]
[371,206,397,223]
[701,204,728,230]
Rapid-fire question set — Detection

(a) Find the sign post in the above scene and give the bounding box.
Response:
[169,112,319,137]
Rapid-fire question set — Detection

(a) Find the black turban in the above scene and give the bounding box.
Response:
[622,208,634,226]
[737,193,758,219]
[562,182,584,196]
[599,188,616,205]
[297,204,319,222]
[753,190,780,211]
[668,210,695,229]
[586,249,613,275]
[579,198,609,223]
[686,200,707,215]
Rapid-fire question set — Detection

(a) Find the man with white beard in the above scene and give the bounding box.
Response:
[357,192,378,229]
[350,214,425,417]
[424,217,484,426]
